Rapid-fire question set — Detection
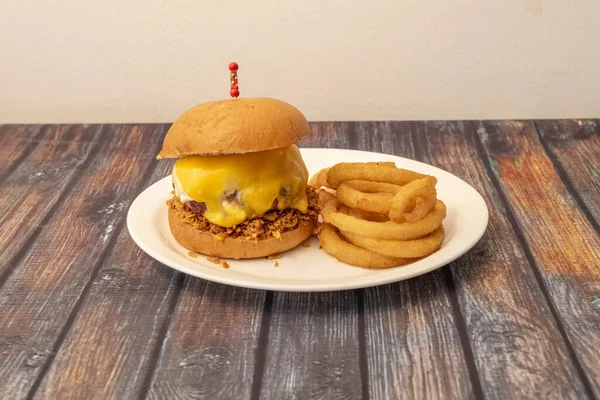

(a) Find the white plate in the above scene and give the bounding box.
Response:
[127,149,488,292]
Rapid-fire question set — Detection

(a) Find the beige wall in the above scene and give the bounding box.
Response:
[1,0,599,123]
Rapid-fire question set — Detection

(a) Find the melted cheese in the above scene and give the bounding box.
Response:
[173,145,308,227]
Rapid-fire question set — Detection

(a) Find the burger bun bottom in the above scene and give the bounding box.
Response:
[168,207,316,259]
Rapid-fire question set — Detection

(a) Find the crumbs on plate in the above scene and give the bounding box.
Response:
[302,241,311,248]
[274,261,279,267]
[188,251,198,258]
[206,256,229,268]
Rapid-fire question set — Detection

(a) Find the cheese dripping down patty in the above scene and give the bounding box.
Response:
[172,145,309,228]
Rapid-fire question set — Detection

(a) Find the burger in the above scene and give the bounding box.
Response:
[157,97,319,259]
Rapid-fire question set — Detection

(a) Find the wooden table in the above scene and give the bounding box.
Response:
[1,120,599,400]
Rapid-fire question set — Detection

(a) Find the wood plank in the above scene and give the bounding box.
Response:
[262,122,473,399]
[145,280,265,399]
[299,121,357,149]
[312,122,475,399]
[0,124,163,398]
[413,121,589,398]
[0,125,101,280]
[259,123,365,399]
[476,120,600,397]
[147,122,362,399]
[30,126,183,399]
[535,119,600,228]
[260,291,361,399]
[0,124,44,183]
[362,121,475,400]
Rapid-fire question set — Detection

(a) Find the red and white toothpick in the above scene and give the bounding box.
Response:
[229,62,239,98]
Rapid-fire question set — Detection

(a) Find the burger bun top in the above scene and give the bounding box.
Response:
[157,97,310,159]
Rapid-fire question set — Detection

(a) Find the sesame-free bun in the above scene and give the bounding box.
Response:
[157,97,310,159]
[168,207,316,259]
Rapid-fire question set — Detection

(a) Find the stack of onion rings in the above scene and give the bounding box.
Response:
[309,162,446,268]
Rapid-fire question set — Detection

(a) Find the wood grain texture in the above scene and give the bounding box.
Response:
[476,120,600,397]
[146,280,265,399]
[357,122,475,400]
[414,121,589,399]
[364,279,474,400]
[299,122,357,149]
[0,125,162,398]
[535,119,600,228]
[0,124,44,183]
[0,125,101,279]
[30,126,183,400]
[257,122,363,399]
[1,121,598,399]
[260,291,361,400]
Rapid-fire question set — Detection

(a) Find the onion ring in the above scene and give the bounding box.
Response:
[317,224,411,268]
[322,198,446,240]
[327,163,426,189]
[321,196,339,214]
[403,194,437,223]
[345,180,402,194]
[346,205,390,222]
[337,182,393,214]
[389,176,437,223]
[310,163,394,189]
[309,167,330,188]
[341,226,445,258]
[317,189,337,207]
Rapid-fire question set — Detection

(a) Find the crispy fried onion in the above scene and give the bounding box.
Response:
[326,163,426,189]
[345,204,390,222]
[309,167,330,188]
[317,224,414,268]
[341,226,445,258]
[309,162,396,189]
[336,182,393,214]
[313,161,446,268]
[345,180,401,194]
[321,197,446,240]
[388,176,437,223]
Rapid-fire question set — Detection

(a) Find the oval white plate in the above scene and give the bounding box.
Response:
[127,148,488,292]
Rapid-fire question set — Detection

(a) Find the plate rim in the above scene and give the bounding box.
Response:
[127,148,489,292]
